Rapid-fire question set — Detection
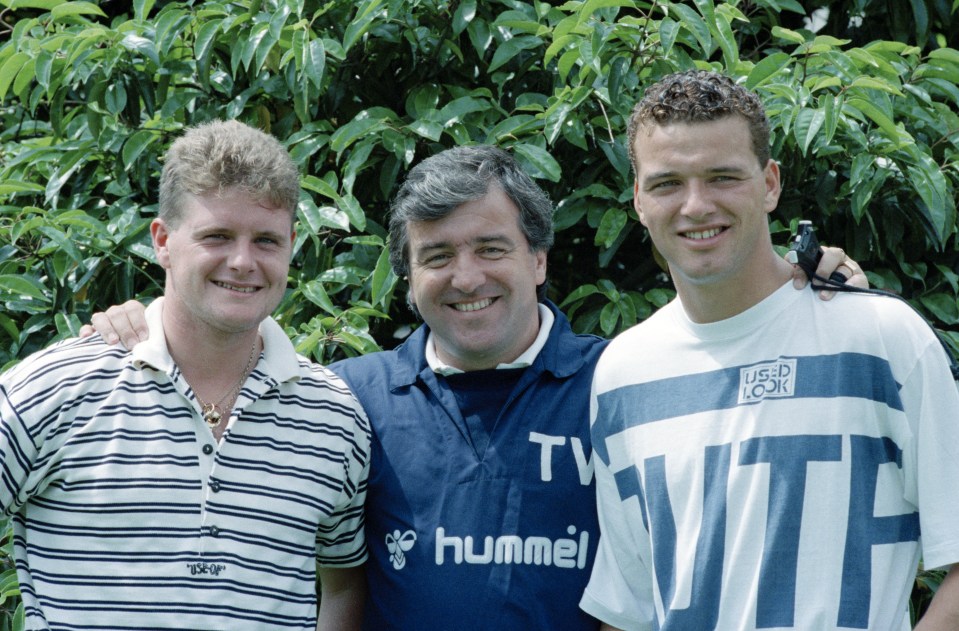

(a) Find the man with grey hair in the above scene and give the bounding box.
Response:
[331,145,607,629]
[1,120,369,630]
[84,143,863,629]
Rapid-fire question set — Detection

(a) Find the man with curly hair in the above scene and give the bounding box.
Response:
[582,70,959,631]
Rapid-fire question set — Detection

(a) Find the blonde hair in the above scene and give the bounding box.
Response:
[158,119,299,225]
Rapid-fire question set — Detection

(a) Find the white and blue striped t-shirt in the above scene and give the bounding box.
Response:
[0,300,370,630]
[583,282,959,631]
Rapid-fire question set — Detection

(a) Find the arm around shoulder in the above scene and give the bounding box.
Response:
[317,565,366,631]
[80,299,150,348]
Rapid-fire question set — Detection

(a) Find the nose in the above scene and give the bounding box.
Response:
[681,180,713,218]
[449,253,485,294]
[227,239,256,272]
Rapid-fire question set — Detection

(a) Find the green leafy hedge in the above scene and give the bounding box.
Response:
[1,0,957,626]
[1,0,957,367]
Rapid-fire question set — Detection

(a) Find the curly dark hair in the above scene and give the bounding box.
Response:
[627,70,771,171]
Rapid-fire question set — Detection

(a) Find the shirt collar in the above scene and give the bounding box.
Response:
[425,303,555,376]
[131,297,302,384]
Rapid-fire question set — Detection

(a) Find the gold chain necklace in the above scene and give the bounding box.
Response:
[196,339,259,429]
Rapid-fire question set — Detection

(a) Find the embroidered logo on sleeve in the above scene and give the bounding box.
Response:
[386,530,417,570]
[738,358,797,404]
[186,562,227,576]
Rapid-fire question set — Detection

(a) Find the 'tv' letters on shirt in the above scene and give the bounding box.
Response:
[614,434,920,629]
[529,431,594,485]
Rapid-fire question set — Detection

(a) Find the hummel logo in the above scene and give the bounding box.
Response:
[386,529,417,570]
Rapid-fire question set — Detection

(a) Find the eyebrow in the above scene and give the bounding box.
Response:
[256,229,291,241]
[642,165,753,183]
[194,225,290,241]
[413,234,515,256]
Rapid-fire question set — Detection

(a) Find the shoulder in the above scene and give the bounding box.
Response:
[0,337,134,439]
[292,355,371,410]
[327,328,427,389]
[274,357,372,439]
[327,348,401,393]
[543,301,610,359]
[2,336,128,394]
[822,291,941,348]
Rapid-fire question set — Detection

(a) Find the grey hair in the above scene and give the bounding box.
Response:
[159,119,300,225]
[388,145,554,279]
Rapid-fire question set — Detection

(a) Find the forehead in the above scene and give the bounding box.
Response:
[406,187,526,248]
[183,189,293,221]
[633,116,757,169]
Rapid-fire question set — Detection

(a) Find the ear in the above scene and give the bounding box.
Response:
[763,159,782,214]
[533,249,547,285]
[151,219,173,270]
[633,178,647,226]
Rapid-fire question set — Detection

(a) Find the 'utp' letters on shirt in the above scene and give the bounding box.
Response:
[613,433,919,629]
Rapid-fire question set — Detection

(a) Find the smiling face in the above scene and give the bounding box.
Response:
[406,185,547,371]
[633,115,789,321]
[153,186,294,341]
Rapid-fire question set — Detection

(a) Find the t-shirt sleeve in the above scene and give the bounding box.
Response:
[579,378,656,630]
[0,368,44,516]
[904,339,959,570]
[315,392,371,568]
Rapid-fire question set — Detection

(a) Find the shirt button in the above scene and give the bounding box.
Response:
[202,444,214,455]
[210,480,221,493]
[209,526,220,537]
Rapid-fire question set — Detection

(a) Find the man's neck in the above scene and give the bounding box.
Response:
[675,252,794,323]
[160,307,261,386]
[427,303,553,374]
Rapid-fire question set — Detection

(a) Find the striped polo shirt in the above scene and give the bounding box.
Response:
[0,299,370,630]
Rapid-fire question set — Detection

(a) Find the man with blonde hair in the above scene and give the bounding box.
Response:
[0,120,369,630]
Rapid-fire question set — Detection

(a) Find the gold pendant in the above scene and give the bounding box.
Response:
[202,404,221,428]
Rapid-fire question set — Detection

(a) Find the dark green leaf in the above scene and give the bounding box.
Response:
[51,1,106,19]
[511,143,561,182]
[298,199,350,232]
[121,130,157,170]
[793,107,825,155]
[659,18,679,57]
[670,3,712,54]
[303,38,326,90]
[0,275,49,302]
[343,0,385,54]
[920,293,959,325]
[370,245,396,306]
[488,35,542,73]
[0,52,29,102]
[134,0,156,20]
[595,207,628,248]
[453,0,476,35]
[599,301,618,335]
[330,114,386,153]
[300,280,337,314]
[559,284,600,308]
[407,119,443,142]
[745,52,790,89]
